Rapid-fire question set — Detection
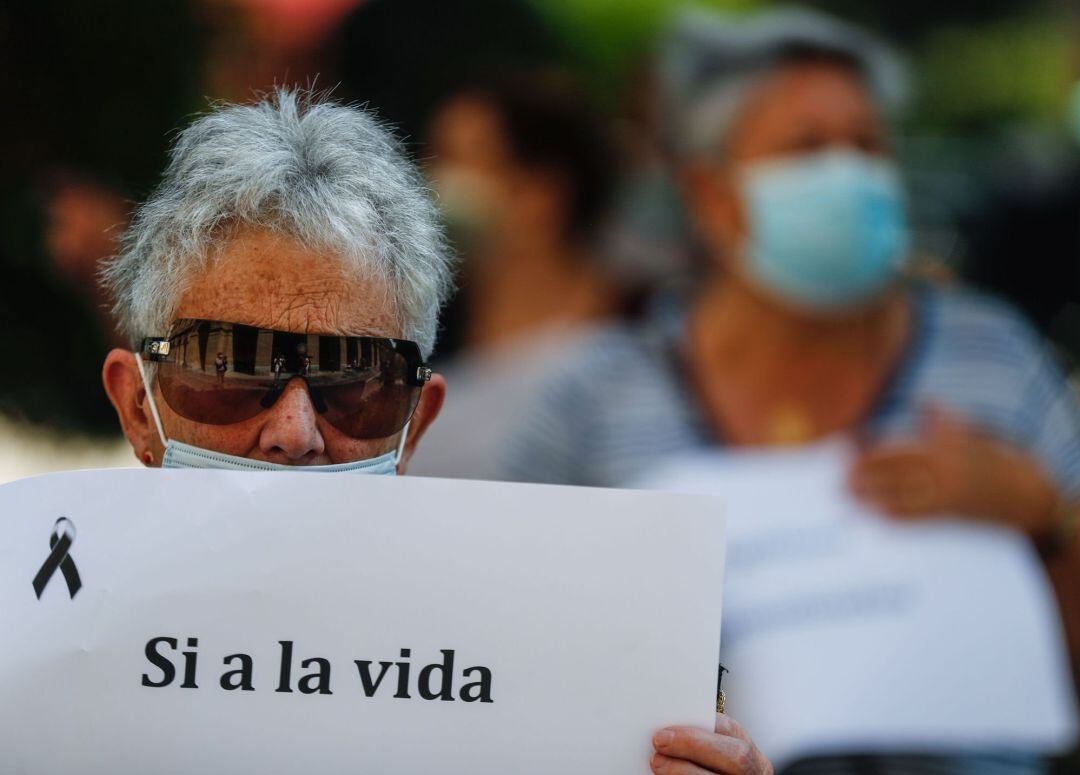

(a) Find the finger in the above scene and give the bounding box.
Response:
[851,445,930,471]
[714,713,753,744]
[854,484,940,517]
[654,727,765,774]
[651,753,712,775]
[849,450,932,499]
[864,492,938,518]
[849,459,941,516]
[849,467,910,506]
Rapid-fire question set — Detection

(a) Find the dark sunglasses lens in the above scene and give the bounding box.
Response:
[152,321,424,436]
[318,349,422,439]
[157,364,268,425]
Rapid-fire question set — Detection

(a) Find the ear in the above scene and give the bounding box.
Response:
[102,348,161,466]
[396,372,446,473]
[681,160,743,264]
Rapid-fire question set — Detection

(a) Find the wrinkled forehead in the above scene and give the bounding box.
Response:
[170,228,399,338]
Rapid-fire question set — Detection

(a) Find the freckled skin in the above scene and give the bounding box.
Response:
[185,230,390,336]
[103,227,446,469]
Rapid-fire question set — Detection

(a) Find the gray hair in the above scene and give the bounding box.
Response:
[102,88,453,357]
[658,7,909,160]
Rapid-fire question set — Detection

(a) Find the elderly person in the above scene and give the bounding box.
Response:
[502,9,1080,774]
[99,89,770,775]
[101,91,449,473]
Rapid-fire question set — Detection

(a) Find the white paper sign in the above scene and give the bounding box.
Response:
[636,441,1078,768]
[0,469,726,775]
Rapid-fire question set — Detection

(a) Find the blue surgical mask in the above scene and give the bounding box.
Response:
[159,439,401,474]
[737,149,909,310]
[135,354,403,475]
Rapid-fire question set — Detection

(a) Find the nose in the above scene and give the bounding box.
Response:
[258,378,326,463]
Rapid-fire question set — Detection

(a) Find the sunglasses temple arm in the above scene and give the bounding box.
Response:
[133,351,170,450]
[394,422,410,467]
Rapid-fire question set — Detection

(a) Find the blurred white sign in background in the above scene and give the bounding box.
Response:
[638,441,1078,769]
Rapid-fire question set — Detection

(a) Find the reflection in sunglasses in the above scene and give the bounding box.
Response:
[143,319,429,439]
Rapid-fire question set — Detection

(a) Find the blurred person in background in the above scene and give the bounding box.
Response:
[429,72,619,353]
[38,171,131,348]
[99,87,772,775]
[195,0,360,103]
[409,72,625,479]
[0,0,362,483]
[334,0,631,481]
[0,0,206,480]
[502,8,1080,773]
[0,0,351,459]
[600,58,698,305]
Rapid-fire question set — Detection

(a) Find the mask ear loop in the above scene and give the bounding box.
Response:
[394,422,410,468]
[133,352,169,449]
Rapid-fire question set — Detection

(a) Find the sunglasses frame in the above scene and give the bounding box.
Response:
[139,319,432,436]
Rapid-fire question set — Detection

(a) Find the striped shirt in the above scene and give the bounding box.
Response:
[501,283,1080,497]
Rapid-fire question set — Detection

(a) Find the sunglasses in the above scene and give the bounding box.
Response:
[141,319,431,440]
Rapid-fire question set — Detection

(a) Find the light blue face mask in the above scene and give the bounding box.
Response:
[737,149,910,311]
[135,354,404,474]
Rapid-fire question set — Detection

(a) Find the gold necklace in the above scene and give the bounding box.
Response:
[765,402,815,445]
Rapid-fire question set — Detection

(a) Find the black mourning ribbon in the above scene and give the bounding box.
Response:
[32,518,82,599]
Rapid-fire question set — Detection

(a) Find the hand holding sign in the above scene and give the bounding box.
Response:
[653,714,774,775]
[850,406,1059,533]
